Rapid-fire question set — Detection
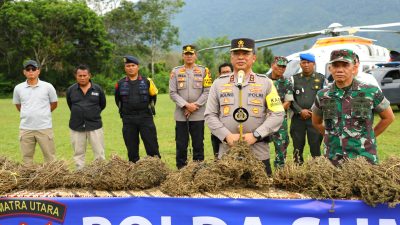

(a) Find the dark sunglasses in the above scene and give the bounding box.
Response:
[25,67,38,72]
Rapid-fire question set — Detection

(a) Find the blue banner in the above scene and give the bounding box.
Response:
[0,197,399,225]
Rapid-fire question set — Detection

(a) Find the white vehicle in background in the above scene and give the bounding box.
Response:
[283,34,390,81]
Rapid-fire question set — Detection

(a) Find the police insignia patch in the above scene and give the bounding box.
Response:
[223,106,230,115]
[233,107,249,122]
[203,73,213,88]
[250,99,262,105]
[221,88,232,93]
[238,40,244,48]
[252,108,259,114]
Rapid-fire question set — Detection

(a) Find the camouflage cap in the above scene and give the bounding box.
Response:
[230,38,254,52]
[273,56,288,66]
[329,49,355,64]
[183,45,196,54]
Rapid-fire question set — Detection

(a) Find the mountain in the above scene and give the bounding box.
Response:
[172,0,400,55]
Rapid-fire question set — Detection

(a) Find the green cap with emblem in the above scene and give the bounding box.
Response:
[273,56,288,66]
[329,49,356,64]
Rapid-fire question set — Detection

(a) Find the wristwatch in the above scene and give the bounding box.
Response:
[253,131,262,141]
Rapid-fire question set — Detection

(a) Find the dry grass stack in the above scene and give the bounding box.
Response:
[161,161,204,196]
[0,156,20,194]
[161,141,270,196]
[273,157,353,199]
[89,155,134,190]
[19,161,70,190]
[341,157,400,207]
[127,156,170,189]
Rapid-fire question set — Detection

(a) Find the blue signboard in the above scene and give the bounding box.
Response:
[0,197,399,225]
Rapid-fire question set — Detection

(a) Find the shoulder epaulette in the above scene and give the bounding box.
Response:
[173,65,184,70]
[256,73,267,78]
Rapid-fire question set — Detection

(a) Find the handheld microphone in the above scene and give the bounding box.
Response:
[237,70,245,88]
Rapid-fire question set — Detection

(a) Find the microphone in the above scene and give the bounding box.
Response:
[237,70,245,88]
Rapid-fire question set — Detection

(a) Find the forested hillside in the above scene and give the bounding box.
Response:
[173,0,400,55]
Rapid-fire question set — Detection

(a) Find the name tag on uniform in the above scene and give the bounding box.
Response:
[91,92,99,96]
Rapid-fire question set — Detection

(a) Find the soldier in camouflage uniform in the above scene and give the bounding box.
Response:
[169,45,213,169]
[205,38,284,175]
[267,56,293,167]
[312,49,395,165]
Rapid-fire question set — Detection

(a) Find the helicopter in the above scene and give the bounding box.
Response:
[198,22,400,79]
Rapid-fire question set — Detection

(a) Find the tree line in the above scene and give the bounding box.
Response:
[0,0,274,95]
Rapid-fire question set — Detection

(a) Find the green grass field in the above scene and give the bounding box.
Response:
[1,94,399,169]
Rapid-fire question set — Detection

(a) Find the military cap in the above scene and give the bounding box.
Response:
[182,45,196,54]
[124,55,139,65]
[299,53,315,62]
[273,56,288,66]
[23,59,39,68]
[329,49,355,64]
[230,38,255,52]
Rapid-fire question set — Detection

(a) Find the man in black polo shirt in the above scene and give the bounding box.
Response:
[66,64,106,170]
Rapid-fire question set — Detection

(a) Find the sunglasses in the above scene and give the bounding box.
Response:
[25,67,38,72]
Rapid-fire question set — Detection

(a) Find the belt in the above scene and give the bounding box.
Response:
[122,110,150,116]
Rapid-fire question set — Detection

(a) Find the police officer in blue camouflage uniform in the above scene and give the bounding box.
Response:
[290,53,326,164]
[267,56,293,167]
[115,55,160,162]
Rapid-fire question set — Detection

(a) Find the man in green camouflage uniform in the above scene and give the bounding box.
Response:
[312,49,395,165]
[267,56,293,167]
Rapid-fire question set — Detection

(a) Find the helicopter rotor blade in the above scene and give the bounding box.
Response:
[197,44,231,52]
[257,33,320,49]
[356,29,400,33]
[356,22,400,29]
[198,31,323,52]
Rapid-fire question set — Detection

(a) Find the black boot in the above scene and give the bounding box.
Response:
[262,159,272,176]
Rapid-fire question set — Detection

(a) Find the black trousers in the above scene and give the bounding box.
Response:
[211,134,221,158]
[290,114,322,164]
[122,114,160,163]
[175,120,204,169]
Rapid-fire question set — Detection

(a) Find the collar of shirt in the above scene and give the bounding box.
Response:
[24,78,41,88]
[75,80,95,91]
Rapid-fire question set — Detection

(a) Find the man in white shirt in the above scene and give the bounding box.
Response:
[12,60,58,165]
[354,53,381,89]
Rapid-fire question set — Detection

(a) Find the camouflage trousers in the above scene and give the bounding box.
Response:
[271,118,289,168]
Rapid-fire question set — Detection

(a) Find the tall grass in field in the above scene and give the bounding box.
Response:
[0,95,399,169]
